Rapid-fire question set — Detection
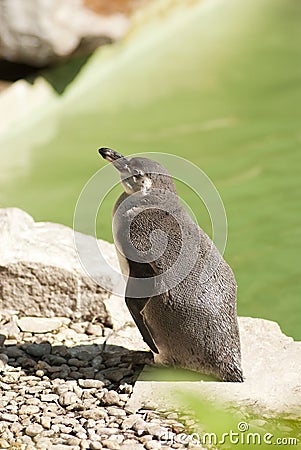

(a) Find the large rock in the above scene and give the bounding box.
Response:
[127,317,301,420]
[0,0,131,66]
[0,208,130,324]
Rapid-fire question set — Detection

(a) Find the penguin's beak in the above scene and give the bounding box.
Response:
[98,147,130,172]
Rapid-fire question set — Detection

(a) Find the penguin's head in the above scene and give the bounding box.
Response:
[98,148,177,195]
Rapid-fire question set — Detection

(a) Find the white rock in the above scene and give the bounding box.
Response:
[0,208,127,325]
[0,413,18,422]
[145,441,162,450]
[0,316,20,338]
[145,423,167,438]
[104,322,150,352]
[0,0,130,66]
[25,423,43,437]
[120,440,144,450]
[78,379,105,389]
[127,317,301,419]
[101,440,120,450]
[102,390,120,406]
[17,317,63,333]
[103,294,133,330]
[40,394,59,402]
[59,391,78,407]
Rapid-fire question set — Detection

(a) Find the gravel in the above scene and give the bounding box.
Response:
[0,314,200,449]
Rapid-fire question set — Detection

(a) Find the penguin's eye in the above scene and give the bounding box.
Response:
[132,169,144,178]
[132,169,144,183]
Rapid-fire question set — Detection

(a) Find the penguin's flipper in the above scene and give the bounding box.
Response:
[125,296,159,354]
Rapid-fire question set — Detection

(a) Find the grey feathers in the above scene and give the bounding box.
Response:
[100,150,243,382]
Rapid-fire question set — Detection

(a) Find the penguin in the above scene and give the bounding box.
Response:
[98,147,243,382]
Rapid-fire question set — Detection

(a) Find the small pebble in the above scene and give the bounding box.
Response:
[70,322,86,333]
[103,369,128,383]
[83,409,108,420]
[91,355,104,370]
[95,427,118,436]
[41,416,52,429]
[78,379,105,389]
[0,413,18,422]
[67,437,81,446]
[40,394,59,402]
[166,412,178,420]
[102,439,121,449]
[102,390,120,406]
[86,323,103,336]
[25,423,44,437]
[68,357,85,368]
[47,354,67,365]
[121,439,144,450]
[5,346,24,358]
[59,391,78,406]
[70,371,81,380]
[106,407,126,418]
[90,441,103,450]
[121,415,141,430]
[80,439,90,449]
[132,419,147,434]
[77,350,94,361]
[19,405,40,415]
[145,441,162,450]
[146,424,167,438]
[25,342,51,357]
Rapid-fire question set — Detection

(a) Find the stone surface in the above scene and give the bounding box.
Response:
[102,390,121,406]
[0,0,131,66]
[104,322,149,353]
[127,317,301,420]
[17,317,63,334]
[0,208,129,325]
[25,423,43,437]
[0,316,20,339]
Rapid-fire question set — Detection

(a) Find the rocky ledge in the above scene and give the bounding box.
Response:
[128,317,301,421]
[0,208,127,325]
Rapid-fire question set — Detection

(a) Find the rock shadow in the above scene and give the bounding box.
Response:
[1,340,153,389]
[1,338,218,386]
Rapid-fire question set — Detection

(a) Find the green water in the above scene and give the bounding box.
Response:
[1,0,300,339]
